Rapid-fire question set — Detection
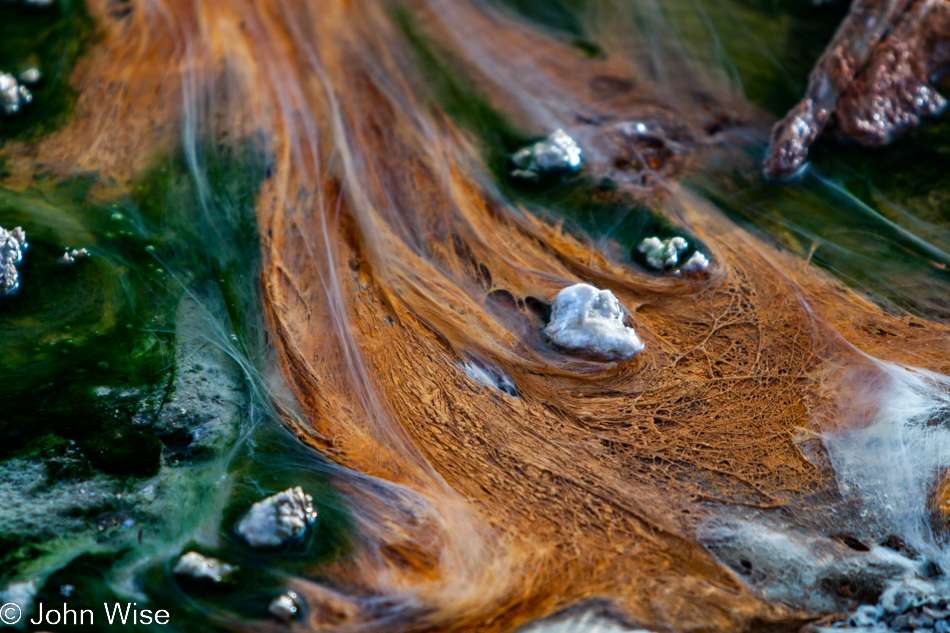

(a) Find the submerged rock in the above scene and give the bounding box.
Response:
[0,72,32,116]
[700,516,950,619]
[0,225,26,295]
[235,486,318,548]
[173,551,236,583]
[269,591,299,622]
[511,129,582,180]
[153,283,246,454]
[826,596,950,631]
[58,247,89,265]
[543,283,644,360]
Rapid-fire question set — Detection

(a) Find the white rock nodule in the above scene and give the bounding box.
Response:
[58,247,90,265]
[269,591,299,621]
[543,283,645,360]
[0,225,27,295]
[235,486,318,548]
[18,67,41,85]
[172,552,236,583]
[0,72,32,116]
[680,250,709,274]
[511,129,582,180]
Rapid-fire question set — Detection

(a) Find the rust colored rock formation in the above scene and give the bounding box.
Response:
[764,0,950,179]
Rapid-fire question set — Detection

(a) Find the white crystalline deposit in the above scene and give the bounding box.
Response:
[511,129,582,179]
[173,552,236,583]
[638,236,687,270]
[59,247,90,265]
[18,68,41,85]
[680,250,709,274]
[638,236,710,275]
[543,283,645,360]
[235,486,318,547]
[1,225,27,295]
[269,591,299,621]
[0,72,32,116]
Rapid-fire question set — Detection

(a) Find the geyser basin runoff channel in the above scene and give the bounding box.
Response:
[6,1,950,633]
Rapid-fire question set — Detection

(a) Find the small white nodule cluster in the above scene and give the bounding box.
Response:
[0,73,33,116]
[59,247,90,265]
[543,283,645,360]
[511,129,582,180]
[269,591,300,622]
[235,486,318,548]
[173,552,236,583]
[638,236,687,269]
[1,225,27,295]
[637,236,709,275]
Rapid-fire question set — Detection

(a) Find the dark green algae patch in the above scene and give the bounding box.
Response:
[0,172,173,477]
[663,0,849,119]
[0,141,352,630]
[0,3,353,620]
[0,0,96,140]
[690,137,950,323]
[0,142,269,478]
